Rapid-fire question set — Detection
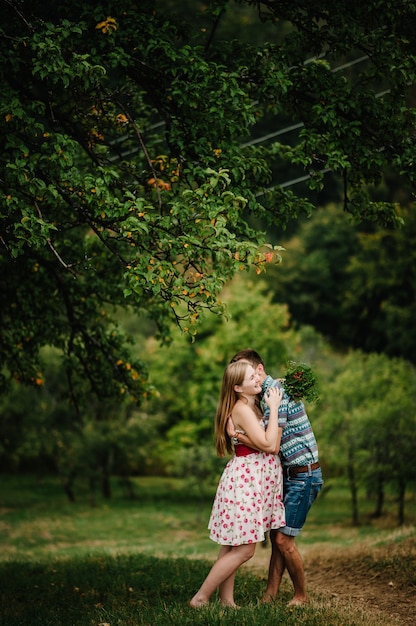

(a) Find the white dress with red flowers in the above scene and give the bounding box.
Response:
[208,441,285,546]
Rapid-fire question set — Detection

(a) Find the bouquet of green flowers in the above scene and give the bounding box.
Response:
[282,360,319,403]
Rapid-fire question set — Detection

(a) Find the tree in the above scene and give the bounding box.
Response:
[146,272,309,490]
[265,205,416,363]
[341,206,416,362]
[1,0,416,410]
[319,350,416,525]
[265,205,360,343]
[144,274,296,436]
[0,347,160,499]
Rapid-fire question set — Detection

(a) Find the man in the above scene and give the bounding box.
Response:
[228,349,323,606]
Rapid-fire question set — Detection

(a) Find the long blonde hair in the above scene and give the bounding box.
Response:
[215,360,250,457]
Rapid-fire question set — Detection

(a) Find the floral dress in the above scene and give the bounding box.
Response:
[208,434,285,546]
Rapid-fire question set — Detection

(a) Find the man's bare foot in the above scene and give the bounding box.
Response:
[260,592,276,604]
[220,601,240,609]
[287,597,307,607]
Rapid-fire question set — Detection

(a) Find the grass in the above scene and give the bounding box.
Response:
[0,553,383,626]
[0,474,415,625]
[1,475,215,561]
[1,553,402,626]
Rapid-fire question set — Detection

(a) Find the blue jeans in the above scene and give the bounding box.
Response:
[279,467,323,537]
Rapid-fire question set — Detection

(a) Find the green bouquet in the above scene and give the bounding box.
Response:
[282,361,319,403]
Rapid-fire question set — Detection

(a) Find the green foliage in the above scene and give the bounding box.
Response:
[0,271,299,491]
[341,206,416,361]
[282,360,319,402]
[317,350,416,524]
[144,273,295,426]
[0,347,160,492]
[142,273,297,482]
[2,0,416,517]
[0,0,284,404]
[146,275,297,424]
[2,0,416,409]
[265,204,416,364]
[263,205,360,342]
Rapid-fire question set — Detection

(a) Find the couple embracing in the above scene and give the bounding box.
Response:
[190,349,323,609]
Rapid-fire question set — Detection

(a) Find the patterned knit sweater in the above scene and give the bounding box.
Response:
[261,375,319,467]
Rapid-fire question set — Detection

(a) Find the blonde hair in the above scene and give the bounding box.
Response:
[215,360,250,457]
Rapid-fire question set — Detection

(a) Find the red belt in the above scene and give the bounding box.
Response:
[235,445,257,457]
[286,461,320,477]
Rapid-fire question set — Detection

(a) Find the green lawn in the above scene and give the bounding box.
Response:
[0,474,414,625]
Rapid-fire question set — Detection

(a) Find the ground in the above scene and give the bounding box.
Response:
[248,537,416,626]
[304,547,415,626]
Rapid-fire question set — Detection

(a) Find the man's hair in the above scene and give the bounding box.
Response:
[230,349,264,368]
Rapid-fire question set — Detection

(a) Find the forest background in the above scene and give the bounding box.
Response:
[1,0,416,534]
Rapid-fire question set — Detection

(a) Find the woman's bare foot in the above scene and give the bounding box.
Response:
[220,601,240,608]
[189,595,209,608]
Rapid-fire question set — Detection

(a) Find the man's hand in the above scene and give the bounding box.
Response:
[226,417,237,438]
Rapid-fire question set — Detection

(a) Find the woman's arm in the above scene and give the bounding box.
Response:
[230,426,282,455]
[233,388,282,454]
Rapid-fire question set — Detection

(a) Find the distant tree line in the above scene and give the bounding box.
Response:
[1,274,415,525]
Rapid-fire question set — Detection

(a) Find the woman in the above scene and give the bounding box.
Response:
[189,360,285,608]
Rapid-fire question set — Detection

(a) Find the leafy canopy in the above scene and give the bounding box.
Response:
[1,0,416,404]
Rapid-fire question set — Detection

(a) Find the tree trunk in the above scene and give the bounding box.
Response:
[89,476,96,507]
[397,477,406,526]
[371,473,384,518]
[347,447,359,525]
[119,476,136,499]
[61,471,76,502]
[101,449,113,499]
[63,479,76,502]
[101,470,111,499]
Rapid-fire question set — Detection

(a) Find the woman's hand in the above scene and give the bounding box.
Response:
[264,386,283,410]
